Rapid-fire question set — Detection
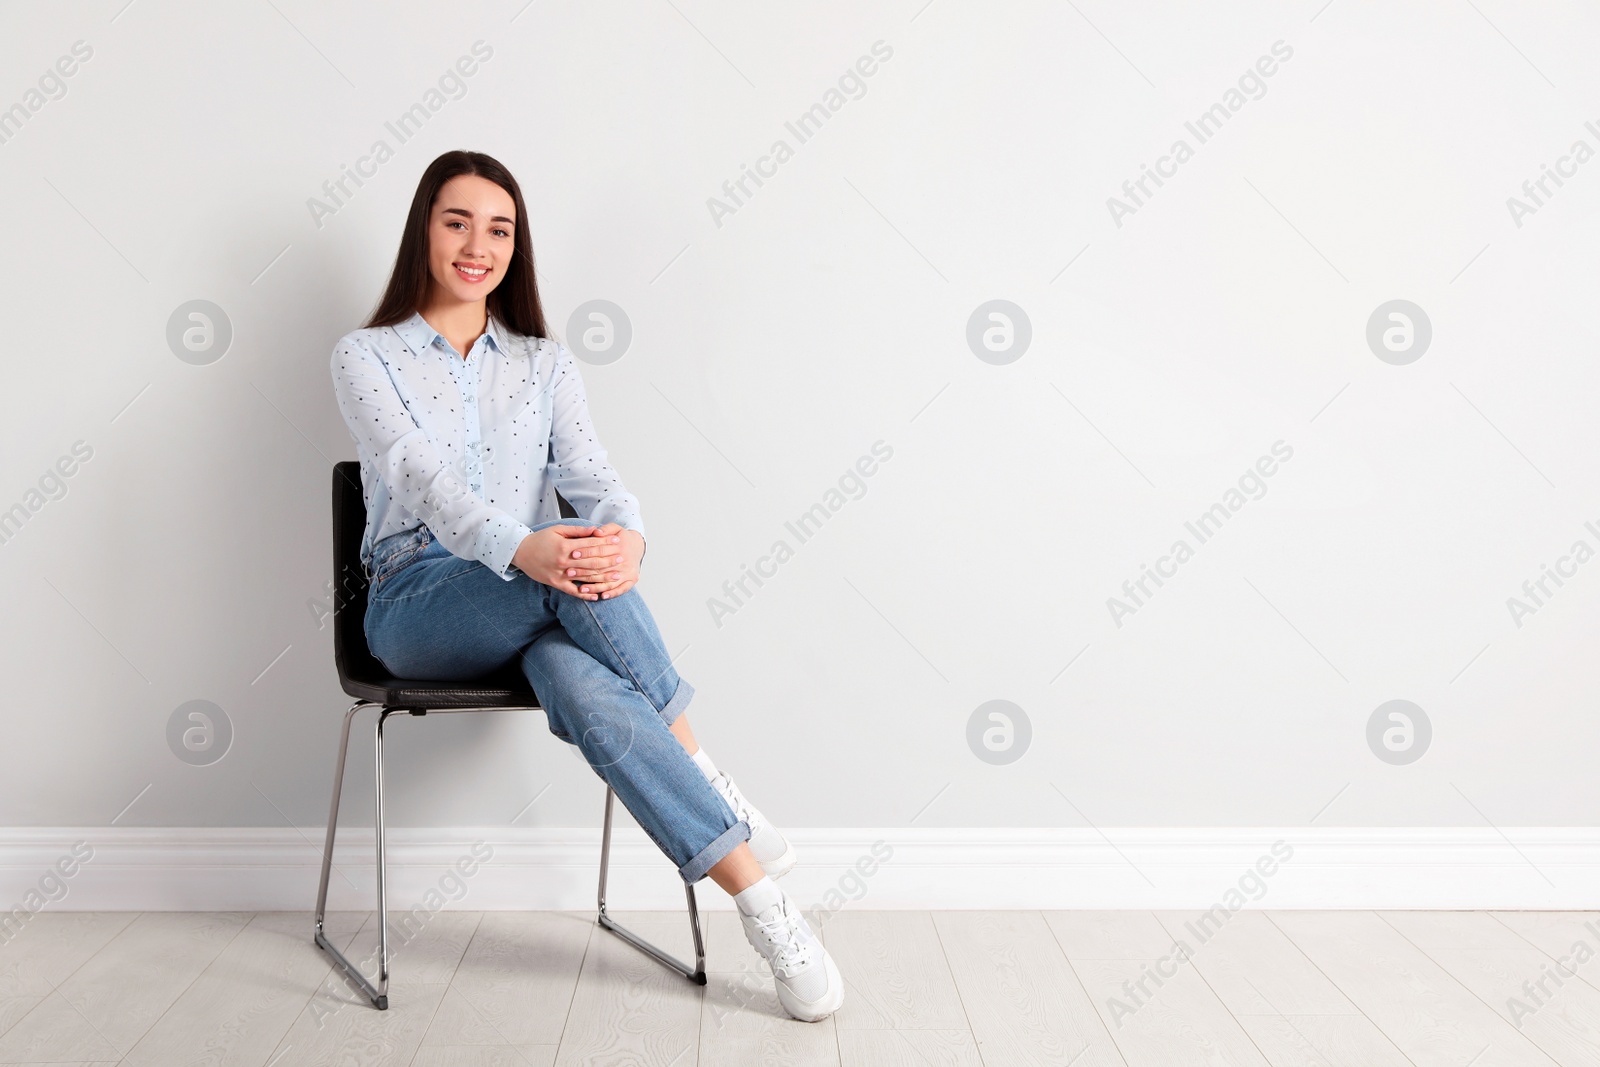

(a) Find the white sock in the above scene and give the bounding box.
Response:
[690,747,718,780]
[733,875,783,917]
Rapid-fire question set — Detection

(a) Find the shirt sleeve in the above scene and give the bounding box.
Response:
[547,339,646,542]
[330,335,533,580]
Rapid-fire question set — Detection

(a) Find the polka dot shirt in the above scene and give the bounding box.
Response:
[330,310,645,580]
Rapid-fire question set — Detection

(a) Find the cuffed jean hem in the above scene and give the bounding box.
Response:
[659,677,695,728]
[679,819,750,884]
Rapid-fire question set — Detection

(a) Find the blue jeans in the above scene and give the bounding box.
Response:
[362,521,749,884]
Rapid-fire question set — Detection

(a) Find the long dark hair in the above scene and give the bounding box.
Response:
[364,150,548,338]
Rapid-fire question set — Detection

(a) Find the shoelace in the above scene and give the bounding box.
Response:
[712,772,757,825]
[750,900,815,976]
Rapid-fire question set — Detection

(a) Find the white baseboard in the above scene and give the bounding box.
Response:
[0,827,1597,914]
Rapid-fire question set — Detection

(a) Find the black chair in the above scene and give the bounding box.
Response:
[313,461,706,1009]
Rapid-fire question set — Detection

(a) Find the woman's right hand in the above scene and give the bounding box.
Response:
[512,526,624,599]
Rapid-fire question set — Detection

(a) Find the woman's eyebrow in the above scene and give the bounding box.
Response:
[441,206,515,224]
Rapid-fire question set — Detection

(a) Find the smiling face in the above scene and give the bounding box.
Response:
[424,173,516,307]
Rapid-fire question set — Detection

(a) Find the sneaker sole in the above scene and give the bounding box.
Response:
[777,953,844,1022]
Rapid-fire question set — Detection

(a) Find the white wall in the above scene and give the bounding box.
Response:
[2,0,1597,867]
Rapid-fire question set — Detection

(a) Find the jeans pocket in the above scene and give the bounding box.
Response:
[370,531,428,586]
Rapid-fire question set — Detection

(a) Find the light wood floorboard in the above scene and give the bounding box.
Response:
[1270,910,1563,1066]
[0,910,1597,1066]
[121,910,368,1067]
[551,919,701,1067]
[941,911,1124,1066]
[0,912,249,1063]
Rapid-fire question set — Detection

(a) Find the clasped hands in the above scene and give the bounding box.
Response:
[512,522,644,600]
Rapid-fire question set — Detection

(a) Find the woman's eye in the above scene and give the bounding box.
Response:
[442,221,508,237]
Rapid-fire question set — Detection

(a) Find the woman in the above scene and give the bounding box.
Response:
[329,150,843,1022]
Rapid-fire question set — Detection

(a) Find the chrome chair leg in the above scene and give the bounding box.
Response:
[372,707,392,1003]
[317,710,707,1009]
[312,701,391,1010]
[595,786,707,985]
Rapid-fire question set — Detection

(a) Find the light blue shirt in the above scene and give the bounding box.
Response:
[330,310,645,581]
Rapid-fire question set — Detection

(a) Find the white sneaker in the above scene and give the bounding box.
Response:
[739,892,845,1022]
[709,770,797,880]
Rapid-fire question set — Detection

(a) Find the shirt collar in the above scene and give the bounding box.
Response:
[394,310,507,357]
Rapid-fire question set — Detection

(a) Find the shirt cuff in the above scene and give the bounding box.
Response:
[606,510,644,542]
[624,523,647,563]
[476,514,535,581]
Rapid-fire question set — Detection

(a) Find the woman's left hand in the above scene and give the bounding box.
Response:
[565,523,644,599]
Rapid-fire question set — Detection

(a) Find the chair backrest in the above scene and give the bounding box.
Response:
[332,461,388,683]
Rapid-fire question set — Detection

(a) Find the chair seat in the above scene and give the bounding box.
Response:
[339,662,541,709]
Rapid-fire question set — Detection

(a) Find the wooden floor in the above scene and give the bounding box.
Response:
[0,908,1595,1065]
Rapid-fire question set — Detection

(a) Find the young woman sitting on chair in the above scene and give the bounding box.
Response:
[328,149,843,1022]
